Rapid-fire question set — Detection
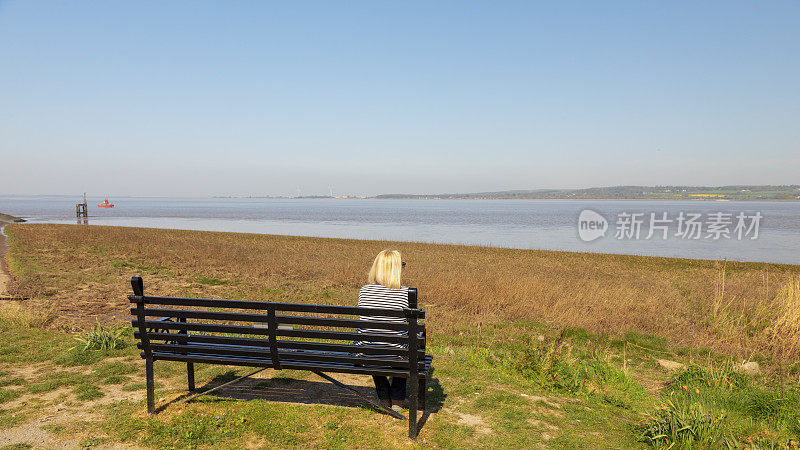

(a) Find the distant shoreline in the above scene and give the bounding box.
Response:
[4,184,800,201]
[221,185,800,201]
[369,197,800,202]
[374,185,800,201]
[211,196,800,202]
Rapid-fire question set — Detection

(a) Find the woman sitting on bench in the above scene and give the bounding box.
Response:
[357,249,409,412]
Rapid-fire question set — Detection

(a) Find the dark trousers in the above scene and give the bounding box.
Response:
[373,376,406,400]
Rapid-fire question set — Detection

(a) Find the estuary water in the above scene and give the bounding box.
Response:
[1,196,798,265]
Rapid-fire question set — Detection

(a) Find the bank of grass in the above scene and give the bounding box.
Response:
[1,223,800,447]
[6,223,800,364]
[1,303,799,448]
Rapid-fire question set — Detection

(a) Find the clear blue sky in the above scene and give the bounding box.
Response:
[1,1,798,197]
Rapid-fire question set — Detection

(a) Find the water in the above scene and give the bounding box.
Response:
[1,195,798,264]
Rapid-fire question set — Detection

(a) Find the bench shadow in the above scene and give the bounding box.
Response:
[171,369,446,433]
[415,367,445,432]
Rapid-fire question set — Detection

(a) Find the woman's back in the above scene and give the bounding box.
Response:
[358,283,409,310]
[357,283,408,348]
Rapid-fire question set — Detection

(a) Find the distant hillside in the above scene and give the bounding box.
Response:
[376,185,800,200]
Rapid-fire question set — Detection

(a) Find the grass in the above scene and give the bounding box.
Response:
[5,223,800,367]
[72,383,103,401]
[73,321,127,351]
[1,223,799,447]
[638,362,800,448]
[26,371,89,394]
[770,275,800,359]
[0,302,55,328]
[196,275,228,286]
[0,311,798,447]
[636,392,729,448]
[0,388,22,404]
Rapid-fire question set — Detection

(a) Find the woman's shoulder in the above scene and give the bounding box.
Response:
[358,283,409,309]
[360,283,408,292]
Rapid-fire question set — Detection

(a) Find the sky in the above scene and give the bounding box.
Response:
[0,1,798,197]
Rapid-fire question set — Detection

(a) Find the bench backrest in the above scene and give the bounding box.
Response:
[129,277,426,376]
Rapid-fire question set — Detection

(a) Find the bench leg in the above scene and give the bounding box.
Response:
[145,357,155,414]
[408,375,418,439]
[187,362,195,391]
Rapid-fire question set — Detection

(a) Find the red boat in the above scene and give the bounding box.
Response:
[97,198,114,208]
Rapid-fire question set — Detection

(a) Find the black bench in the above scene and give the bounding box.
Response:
[128,276,432,438]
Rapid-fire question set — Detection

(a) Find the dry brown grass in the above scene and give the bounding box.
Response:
[0,301,56,328]
[769,276,800,357]
[5,223,800,364]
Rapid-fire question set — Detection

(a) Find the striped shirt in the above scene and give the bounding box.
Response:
[356,283,409,349]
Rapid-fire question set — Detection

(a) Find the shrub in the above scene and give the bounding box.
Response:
[637,392,730,448]
[514,342,590,394]
[74,322,126,351]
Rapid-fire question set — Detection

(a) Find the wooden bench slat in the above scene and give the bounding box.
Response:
[131,307,418,332]
[150,352,415,377]
[135,331,426,357]
[132,307,271,323]
[129,295,420,318]
[143,343,425,369]
[132,320,420,345]
[137,331,267,346]
[277,328,421,345]
[276,339,426,356]
[275,315,413,331]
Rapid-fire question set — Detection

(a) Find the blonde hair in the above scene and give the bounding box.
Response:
[368,250,402,289]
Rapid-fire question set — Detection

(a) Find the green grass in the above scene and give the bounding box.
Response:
[74,322,127,352]
[111,258,171,276]
[27,371,90,394]
[0,377,27,388]
[195,276,228,286]
[635,363,800,448]
[2,298,800,447]
[0,388,22,404]
[0,322,71,364]
[636,391,730,448]
[72,383,103,401]
[611,332,669,353]
[102,400,402,449]
[1,444,34,450]
[93,361,137,385]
